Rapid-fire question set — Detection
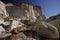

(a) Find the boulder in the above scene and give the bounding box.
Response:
[47,14,60,40]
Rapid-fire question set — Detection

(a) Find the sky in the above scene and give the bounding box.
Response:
[1,0,60,18]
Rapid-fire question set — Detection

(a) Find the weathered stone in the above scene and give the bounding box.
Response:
[47,14,60,40]
[0,1,59,40]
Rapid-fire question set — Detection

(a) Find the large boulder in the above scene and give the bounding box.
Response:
[34,19,59,39]
[47,14,60,40]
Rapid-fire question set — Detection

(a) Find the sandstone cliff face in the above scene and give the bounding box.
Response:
[5,2,46,40]
[34,6,46,21]
[6,2,46,21]
[0,2,59,40]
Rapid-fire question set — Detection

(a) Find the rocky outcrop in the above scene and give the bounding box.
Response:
[33,6,46,21]
[47,14,60,21]
[0,1,59,40]
[47,14,60,31]
[5,2,47,40]
[6,2,46,21]
[47,14,60,40]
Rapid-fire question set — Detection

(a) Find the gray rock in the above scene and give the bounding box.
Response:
[0,33,11,38]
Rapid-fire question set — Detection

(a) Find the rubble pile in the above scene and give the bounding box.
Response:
[0,1,59,40]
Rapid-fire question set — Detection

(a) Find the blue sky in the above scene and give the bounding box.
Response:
[40,0,60,18]
[2,0,60,18]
